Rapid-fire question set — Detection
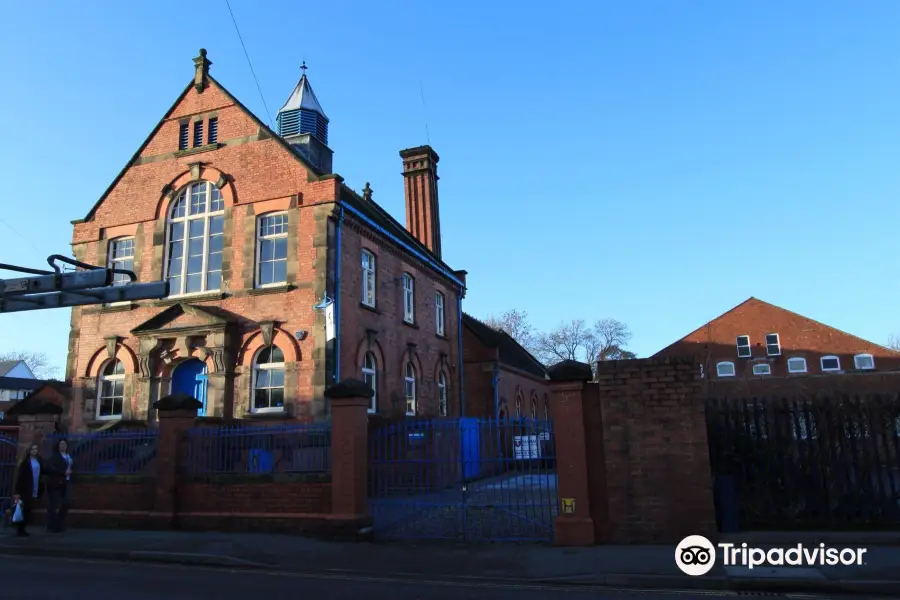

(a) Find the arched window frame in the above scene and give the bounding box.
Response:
[164,181,225,296]
[530,392,538,419]
[820,355,841,372]
[787,357,807,373]
[716,361,736,377]
[515,390,523,419]
[543,394,550,421]
[438,371,448,417]
[404,363,417,416]
[256,212,289,288]
[362,352,377,413]
[97,359,126,420]
[252,345,286,413]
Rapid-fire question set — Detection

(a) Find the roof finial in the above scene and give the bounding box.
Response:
[300,60,308,76]
[193,48,212,93]
[363,182,373,202]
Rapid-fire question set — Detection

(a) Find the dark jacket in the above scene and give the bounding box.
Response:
[14,456,45,500]
[45,453,71,490]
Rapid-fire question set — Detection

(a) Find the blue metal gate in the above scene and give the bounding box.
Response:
[1,434,18,516]
[369,417,558,542]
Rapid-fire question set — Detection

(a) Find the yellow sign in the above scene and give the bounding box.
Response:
[561,498,575,514]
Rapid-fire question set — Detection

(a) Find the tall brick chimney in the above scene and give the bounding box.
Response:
[400,145,442,259]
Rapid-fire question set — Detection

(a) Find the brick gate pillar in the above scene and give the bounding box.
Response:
[550,379,595,545]
[16,412,60,460]
[325,379,372,522]
[152,393,201,527]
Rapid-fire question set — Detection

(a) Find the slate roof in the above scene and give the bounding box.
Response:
[462,313,547,379]
[0,361,21,377]
[0,376,45,391]
[277,74,328,119]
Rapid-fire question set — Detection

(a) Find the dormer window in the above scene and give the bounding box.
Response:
[716,361,736,377]
[854,354,875,370]
[766,333,781,356]
[820,356,841,372]
[736,335,752,358]
[752,363,771,376]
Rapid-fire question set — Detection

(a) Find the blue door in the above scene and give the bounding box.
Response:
[172,359,208,416]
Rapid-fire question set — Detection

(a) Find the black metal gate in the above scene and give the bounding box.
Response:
[706,394,900,531]
[368,417,558,542]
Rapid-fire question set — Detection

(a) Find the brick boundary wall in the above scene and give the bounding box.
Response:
[10,384,371,539]
[551,357,718,545]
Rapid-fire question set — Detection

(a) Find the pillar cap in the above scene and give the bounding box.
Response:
[325,378,374,399]
[153,392,203,411]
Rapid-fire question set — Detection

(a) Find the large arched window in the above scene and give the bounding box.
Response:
[404,363,417,416]
[438,371,448,417]
[97,359,125,420]
[362,352,377,413]
[252,346,285,413]
[165,181,225,296]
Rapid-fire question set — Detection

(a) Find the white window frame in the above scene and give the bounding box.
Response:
[716,361,736,377]
[362,352,377,413]
[251,346,286,414]
[820,355,841,372]
[107,237,135,286]
[361,250,376,307]
[97,359,125,421]
[404,363,416,416]
[402,273,415,323]
[164,181,225,297]
[752,363,771,376]
[255,212,289,288]
[854,353,875,370]
[736,335,752,358]
[435,292,445,336]
[438,372,448,417]
[765,333,781,356]
[787,357,807,373]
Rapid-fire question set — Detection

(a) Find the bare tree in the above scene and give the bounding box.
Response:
[483,309,538,354]
[534,318,636,366]
[593,318,637,360]
[0,350,59,379]
[889,334,900,352]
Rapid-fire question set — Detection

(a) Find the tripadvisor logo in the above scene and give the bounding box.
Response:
[675,535,868,576]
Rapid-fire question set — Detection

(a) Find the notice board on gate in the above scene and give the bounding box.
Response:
[513,435,541,460]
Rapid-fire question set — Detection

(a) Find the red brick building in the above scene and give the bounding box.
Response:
[462,314,550,420]
[653,297,900,390]
[65,50,466,431]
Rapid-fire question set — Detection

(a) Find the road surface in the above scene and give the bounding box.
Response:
[0,554,763,600]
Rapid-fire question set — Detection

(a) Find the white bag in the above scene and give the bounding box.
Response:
[11,502,24,524]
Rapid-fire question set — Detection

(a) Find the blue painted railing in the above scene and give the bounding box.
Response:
[185,423,331,475]
[45,429,159,475]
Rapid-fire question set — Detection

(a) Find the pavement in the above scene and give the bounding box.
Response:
[0,554,747,600]
[0,527,898,596]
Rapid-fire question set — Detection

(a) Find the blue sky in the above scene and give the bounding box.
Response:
[2,0,900,375]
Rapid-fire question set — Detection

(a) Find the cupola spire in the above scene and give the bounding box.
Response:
[276,63,332,173]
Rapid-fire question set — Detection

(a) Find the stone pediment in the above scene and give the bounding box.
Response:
[130,303,235,335]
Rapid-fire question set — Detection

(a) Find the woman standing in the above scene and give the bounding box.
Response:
[46,438,73,533]
[12,444,45,537]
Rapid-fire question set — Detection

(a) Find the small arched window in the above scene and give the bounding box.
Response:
[97,359,125,420]
[787,357,807,373]
[362,352,377,413]
[515,390,523,419]
[253,346,285,413]
[404,363,417,416]
[530,392,538,420]
[821,355,841,372]
[165,181,225,296]
[438,371,448,417]
[543,394,550,421]
[716,361,736,377]
[854,354,875,370]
